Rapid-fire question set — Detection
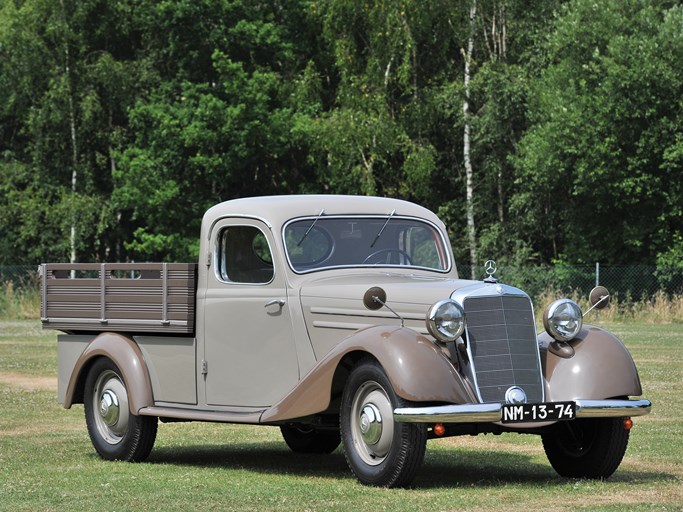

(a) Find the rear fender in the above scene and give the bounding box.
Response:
[542,324,643,401]
[261,325,474,423]
[64,332,154,414]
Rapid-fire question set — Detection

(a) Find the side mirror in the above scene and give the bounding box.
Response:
[589,286,610,310]
[363,286,387,310]
[583,286,611,318]
[362,286,404,327]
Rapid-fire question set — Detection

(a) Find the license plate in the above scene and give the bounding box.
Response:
[501,402,576,424]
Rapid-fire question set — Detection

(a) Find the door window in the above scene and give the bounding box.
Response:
[217,226,274,284]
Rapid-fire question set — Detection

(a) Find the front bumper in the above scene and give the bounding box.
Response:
[393,398,651,423]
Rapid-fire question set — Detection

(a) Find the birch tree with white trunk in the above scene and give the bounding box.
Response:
[463,0,478,278]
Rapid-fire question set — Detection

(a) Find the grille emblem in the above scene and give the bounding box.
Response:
[505,386,528,404]
[484,260,498,283]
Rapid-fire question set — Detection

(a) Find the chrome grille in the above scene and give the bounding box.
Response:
[464,295,543,403]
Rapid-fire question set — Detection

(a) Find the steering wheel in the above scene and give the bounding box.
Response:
[362,249,413,265]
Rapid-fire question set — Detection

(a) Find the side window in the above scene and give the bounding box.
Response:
[217,226,274,284]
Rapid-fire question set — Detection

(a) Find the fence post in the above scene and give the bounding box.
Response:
[595,262,600,287]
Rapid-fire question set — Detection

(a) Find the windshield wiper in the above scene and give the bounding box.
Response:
[370,209,396,248]
[297,209,325,246]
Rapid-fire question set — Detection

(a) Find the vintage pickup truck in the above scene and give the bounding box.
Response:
[40,195,651,487]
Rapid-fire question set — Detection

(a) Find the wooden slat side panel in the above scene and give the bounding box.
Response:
[46,295,194,305]
[41,263,197,333]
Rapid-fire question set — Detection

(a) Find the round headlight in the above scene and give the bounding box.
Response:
[427,299,465,342]
[543,299,583,342]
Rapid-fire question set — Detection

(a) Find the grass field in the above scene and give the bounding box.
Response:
[1,320,681,511]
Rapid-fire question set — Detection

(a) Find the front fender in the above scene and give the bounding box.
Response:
[542,324,643,401]
[261,325,474,423]
[64,332,154,414]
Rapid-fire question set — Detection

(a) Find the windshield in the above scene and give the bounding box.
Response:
[283,216,450,273]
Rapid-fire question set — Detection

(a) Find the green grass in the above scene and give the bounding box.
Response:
[0,283,40,320]
[1,320,681,511]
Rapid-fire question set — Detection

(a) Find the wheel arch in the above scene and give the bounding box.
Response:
[261,325,474,423]
[64,332,154,414]
[542,324,643,402]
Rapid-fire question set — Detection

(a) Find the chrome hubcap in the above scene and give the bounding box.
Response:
[99,390,120,427]
[92,370,129,445]
[351,381,394,466]
[359,403,383,445]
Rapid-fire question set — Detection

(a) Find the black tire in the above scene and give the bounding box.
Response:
[542,417,629,479]
[84,358,157,462]
[340,358,427,487]
[280,424,341,454]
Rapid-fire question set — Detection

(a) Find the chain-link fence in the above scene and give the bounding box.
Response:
[0,265,41,287]
[2,263,682,303]
[459,263,683,302]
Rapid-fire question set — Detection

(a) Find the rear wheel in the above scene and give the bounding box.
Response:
[84,358,157,462]
[340,358,427,487]
[280,424,341,454]
[542,417,629,478]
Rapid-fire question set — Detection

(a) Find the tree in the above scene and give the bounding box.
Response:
[306,0,447,205]
[112,0,320,260]
[1,0,680,271]
[0,0,145,264]
[463,0,478,275]
[512,0,683,264]
[438,0,563,268]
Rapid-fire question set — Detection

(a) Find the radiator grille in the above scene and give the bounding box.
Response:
[464,295,543,403]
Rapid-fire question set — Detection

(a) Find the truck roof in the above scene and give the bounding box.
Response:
[201,195,446,235]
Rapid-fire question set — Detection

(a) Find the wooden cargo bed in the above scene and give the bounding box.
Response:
[40,263,197,334]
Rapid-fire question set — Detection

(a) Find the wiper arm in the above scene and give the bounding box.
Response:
[297,209,325,246]
[370,209,396,248]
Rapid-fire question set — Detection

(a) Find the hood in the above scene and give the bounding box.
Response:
[299,272,481,360]
[300,272,478,307]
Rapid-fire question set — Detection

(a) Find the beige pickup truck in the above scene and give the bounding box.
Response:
[40,195,651,487]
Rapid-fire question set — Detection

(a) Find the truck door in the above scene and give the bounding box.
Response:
[203,218,299,407]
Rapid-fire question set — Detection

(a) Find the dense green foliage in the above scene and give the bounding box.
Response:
[1,0,681,267]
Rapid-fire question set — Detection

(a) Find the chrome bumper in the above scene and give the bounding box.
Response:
[393,399,651,423]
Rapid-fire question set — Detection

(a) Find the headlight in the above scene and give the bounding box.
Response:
[543,299,583,342]
[427,299,465,342]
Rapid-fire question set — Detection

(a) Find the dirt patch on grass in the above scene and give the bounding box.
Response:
[0,372,57,391]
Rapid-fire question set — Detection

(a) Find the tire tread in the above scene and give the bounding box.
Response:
[542,417,629,479]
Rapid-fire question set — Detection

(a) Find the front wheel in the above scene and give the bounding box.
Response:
[542,417,629,478]
[340,358,427,487]
[84,358,157,462]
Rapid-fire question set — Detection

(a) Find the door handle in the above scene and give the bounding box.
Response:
[264,299,286,308]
